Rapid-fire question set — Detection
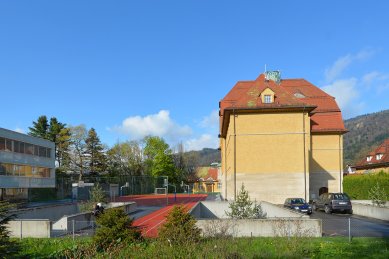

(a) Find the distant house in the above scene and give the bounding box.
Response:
[191,166,221,193]
[352,138,389,174]
[219,71,348,203]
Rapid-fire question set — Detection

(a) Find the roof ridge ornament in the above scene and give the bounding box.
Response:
[265,70,281,85]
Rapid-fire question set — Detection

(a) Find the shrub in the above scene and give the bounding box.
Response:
[368,182,387,207]
[226,183,267,219]
[93,207,141,250]
[0,200,20,257]
[344,171,389,200]
[158,205,201,246]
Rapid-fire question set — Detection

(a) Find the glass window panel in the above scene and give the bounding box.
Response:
[38,167,45,177]
[5,139,12,151]
[47,148,51,158]
[19,165,25,176]
[25,143,34,155]
[0,164,5,175]
[0,137,5,150]
[5,164,13,175]
[39,147,46,157]
[20,142,25,154]
[34,145,39,156]
[14,141,20,153]
[25,166,32,176]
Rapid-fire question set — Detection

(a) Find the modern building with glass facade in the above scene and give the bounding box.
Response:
[0,127,55,200]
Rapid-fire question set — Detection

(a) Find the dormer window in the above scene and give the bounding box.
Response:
[264,95,272,103]
[260,88,275,104]
[376,153,383,160]
[367,156,373,162]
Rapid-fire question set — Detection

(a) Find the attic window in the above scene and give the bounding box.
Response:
[264,95,272,103]
[294,92,305,98]
[366,156,373,162]
[376,153,383,160]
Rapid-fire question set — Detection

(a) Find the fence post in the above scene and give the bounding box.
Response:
[20,220,22,240]
[348,218,351,242]
[72,220,75,241]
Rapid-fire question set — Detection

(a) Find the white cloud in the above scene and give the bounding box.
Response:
[14,127,25,134]
[325,49,375,82]
[184,134,218,151]
[199,110,219,128]
[322,78,365,118]
[114,110,192,142]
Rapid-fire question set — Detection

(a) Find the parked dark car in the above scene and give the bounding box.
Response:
[283,198,312,215]
[312,193,352,214]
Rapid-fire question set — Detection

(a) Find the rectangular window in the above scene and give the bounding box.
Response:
[0,137,5,150]
[0,164,5,175]
[264,95,272,103]
[19,142,25,154]
[47,148,51,158]
[376,154,383,160]
[25,166,33,176]
[34,145,39,156]
[5,139,12,152]
[39,147,46,157]
[25,143,34,155]
[367,156,373,162]
[13,141,20,153]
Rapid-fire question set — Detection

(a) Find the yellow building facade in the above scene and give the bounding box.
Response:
[220,72,347,204]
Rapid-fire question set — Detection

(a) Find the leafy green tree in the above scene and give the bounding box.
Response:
[85,128,106,174]
[143,136,177,183]
[28,115,49,139]
[69,125,88,180]
[93,208,141,250]
[226,183,266,219]
[107,141,144,176]
[0,200,20,257]
[158,205,201,246]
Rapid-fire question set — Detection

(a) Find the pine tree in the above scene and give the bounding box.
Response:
[226,183,266,219]
[28,115,49,139]
[85,128,106,174]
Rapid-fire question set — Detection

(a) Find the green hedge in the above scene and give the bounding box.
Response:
[343,171,389,200]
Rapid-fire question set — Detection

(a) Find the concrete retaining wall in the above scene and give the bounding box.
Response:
[352,201,389,221]
[191,201,319,237]
[7,220,51,238]
[15,203,79,221]
[190,201,308,219]
[196,218,322,237]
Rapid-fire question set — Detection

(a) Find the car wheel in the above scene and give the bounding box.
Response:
[324,205,332,214]
[348,209,353,215]
[312,203,317,211]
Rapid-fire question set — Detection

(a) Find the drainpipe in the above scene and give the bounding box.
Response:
[339,135,342,192]
[302,107,307,201]
[233,108,237,201]
[224,136,227,200]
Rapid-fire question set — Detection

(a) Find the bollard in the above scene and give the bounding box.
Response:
[348,218,351,242]
[72,220,75,241]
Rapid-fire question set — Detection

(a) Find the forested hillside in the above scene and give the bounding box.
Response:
[344,109,389,166]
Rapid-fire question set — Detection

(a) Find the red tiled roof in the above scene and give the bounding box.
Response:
[355,138,389,168]
[220,73,347,136]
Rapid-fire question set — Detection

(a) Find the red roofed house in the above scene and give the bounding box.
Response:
[219,71,347,203]
[191,166,221,193]
[352,139,389,174]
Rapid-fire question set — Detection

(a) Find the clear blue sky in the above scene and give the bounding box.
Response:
[1,1,388,150]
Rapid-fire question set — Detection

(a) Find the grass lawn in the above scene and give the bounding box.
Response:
[17,236,389,258]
